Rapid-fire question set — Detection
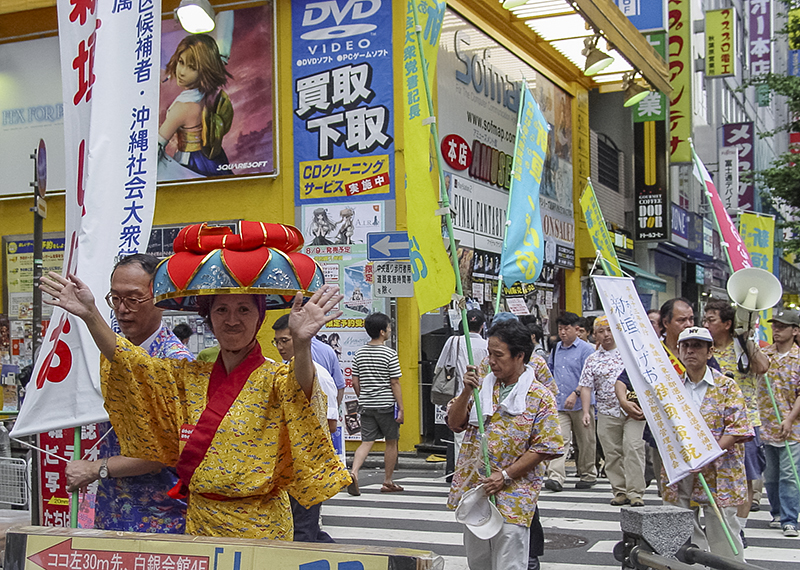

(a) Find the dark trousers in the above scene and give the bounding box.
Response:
[530,505,544,557]
[290,496,335,543]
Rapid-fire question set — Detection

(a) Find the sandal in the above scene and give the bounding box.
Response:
[380,482,404,493]
[346,474,360,496]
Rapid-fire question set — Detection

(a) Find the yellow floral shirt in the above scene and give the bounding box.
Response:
[100,337,350,539]
[715,340,760,427]
[758,343,800,444]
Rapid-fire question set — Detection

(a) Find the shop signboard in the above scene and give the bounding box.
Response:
[669,0,693,162]
[722,122,755,210]
[718,146,739,211]
[292,0,394,203]
[635,185,669,241]
[749,0,772,75]
[617,0,666,31]
[633,32,667,123]
[705,9,736,77]
[671,203,690,248]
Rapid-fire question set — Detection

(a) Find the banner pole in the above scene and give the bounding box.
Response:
[410,4,489,478]
[493,275,504,315]
[697,472,738,556]
[763,375,800,495]
[70,428,80,528]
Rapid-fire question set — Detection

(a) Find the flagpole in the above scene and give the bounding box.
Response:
[697,473,738,556]
[411,3,490,479]
[71,428,80,528]
[493,81,527,316]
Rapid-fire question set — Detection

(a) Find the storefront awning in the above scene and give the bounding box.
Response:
[449,0,671,96]
[620,261,667,293]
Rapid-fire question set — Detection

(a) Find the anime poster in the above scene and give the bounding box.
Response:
[291,0,394,203]
[158,4,276,182]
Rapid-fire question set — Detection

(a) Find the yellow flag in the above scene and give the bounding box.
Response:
[579,181,622,276]
[403,1,454,314]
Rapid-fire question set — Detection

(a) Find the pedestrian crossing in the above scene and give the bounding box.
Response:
[321,471,799,570]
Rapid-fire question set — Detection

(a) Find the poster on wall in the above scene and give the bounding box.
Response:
[301,202,387,441]
[291,0,395,203]
[158,4,277,182]
[437,10,573,318]
[0,37,66,197]
[4,236,65,321]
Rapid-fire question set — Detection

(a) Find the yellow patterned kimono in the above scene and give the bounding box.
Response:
[100,337,350,539]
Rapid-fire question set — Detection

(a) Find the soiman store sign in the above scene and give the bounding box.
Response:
[292,0,395,203]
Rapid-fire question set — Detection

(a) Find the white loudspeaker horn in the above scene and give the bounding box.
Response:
[726,267,783,329]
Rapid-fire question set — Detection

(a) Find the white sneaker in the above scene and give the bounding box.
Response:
[783,524,799,537]
[769,518,782,529]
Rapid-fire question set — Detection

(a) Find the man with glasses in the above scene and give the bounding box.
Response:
[64,254,193,532]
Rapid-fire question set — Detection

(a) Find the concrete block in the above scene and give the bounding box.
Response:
[620,505,694,557]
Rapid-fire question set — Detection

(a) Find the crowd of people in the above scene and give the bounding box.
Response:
[38,242,800,570]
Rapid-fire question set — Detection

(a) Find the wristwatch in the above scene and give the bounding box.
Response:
[98,457,110,480]
[574,388,581,396]
[501,469,513,486]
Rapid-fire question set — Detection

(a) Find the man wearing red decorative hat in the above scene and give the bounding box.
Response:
[40,222,352,540]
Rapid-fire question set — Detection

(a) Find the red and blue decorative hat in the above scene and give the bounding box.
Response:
[153,221,324,311]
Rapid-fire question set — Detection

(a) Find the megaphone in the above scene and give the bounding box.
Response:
[726,267,783,330]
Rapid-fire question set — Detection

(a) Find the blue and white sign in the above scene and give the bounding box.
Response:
[367,231,409,260]
[617,0,666,32]
[671,203,689,248]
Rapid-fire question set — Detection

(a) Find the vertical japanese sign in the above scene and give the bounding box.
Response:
[634,32,667,123]
[499,86,546,285]
[717,146,739,211]
[594,276,724,485]
[580,181,622,276]
[705,8,736,77]
[292,0,394,203]
[12,0,161,438]
[749,0,772,75]
[722,122,755,211]
[39,426,101,528]
[403,0,454,315]
[669,0,692,162]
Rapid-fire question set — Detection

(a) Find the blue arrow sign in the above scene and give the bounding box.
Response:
[367,231,410,261]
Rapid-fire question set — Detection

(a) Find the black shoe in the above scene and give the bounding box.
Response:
[575,480,596,489]
[527,556,540,570]
[750,501,760,512]
[740,529,748,549]
[544,479,563,492]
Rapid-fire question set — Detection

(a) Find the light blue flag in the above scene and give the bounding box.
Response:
[499,87,547,284]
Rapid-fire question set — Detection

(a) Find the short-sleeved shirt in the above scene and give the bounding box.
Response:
[715,340,760,427]
[578,347,625,417]
[662,368,753,508]
[758,344,800,445]
[95,325,192,533]
[447,377,564,527]
[311,337,345,390]
[478,353,557,398]
[352,343,402,409]
[548,338,594,411]
[436,333,489,394]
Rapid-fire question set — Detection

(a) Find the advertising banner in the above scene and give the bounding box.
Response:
[13,0,161,438]
[749,0,772,75]
[0,37,66,197]
[499,86,547,284]
[705,9,736,77]
[158,5,277,182]
[292,0,394,203]
[594,276,724,485]
[580,182,622,276]
[722,122,755,211]
[718,146,739,211]
[669,0,692,162]
[739,212,775,340]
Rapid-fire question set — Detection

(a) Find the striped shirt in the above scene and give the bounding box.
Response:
[352,343,402,409]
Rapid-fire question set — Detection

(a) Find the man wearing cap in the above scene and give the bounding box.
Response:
[749,308,800,537]
[578,315,646,507]
[447,320,563,570]
[64,254,190,533]
[435,309,489,461]
[663,327,753,561]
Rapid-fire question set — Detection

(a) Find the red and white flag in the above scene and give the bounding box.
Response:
[691,142,751,272]
[12,0,161,437]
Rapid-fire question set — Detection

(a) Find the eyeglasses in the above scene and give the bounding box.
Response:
[272,338,292,347]
[105,293,154,312]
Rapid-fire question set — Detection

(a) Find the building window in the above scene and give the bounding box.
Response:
[597,133,621,192]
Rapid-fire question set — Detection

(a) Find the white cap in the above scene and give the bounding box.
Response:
[678,326,713,344]
[454,485,504,540]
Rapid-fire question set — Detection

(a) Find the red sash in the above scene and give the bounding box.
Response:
[168,343,266,500]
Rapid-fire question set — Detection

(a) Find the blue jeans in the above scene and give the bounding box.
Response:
[764,442,800,526]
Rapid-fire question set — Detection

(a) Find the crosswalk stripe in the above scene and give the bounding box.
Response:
[589,540,800,563]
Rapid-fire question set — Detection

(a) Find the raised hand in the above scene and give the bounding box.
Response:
[40,272,98,320]
[288,285,344,344]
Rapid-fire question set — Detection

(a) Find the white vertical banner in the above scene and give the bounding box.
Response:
[12,0,160,437]
[718,146,739,213]
[593,276,724,485]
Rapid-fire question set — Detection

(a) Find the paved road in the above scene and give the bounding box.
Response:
[322,468,800,569]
